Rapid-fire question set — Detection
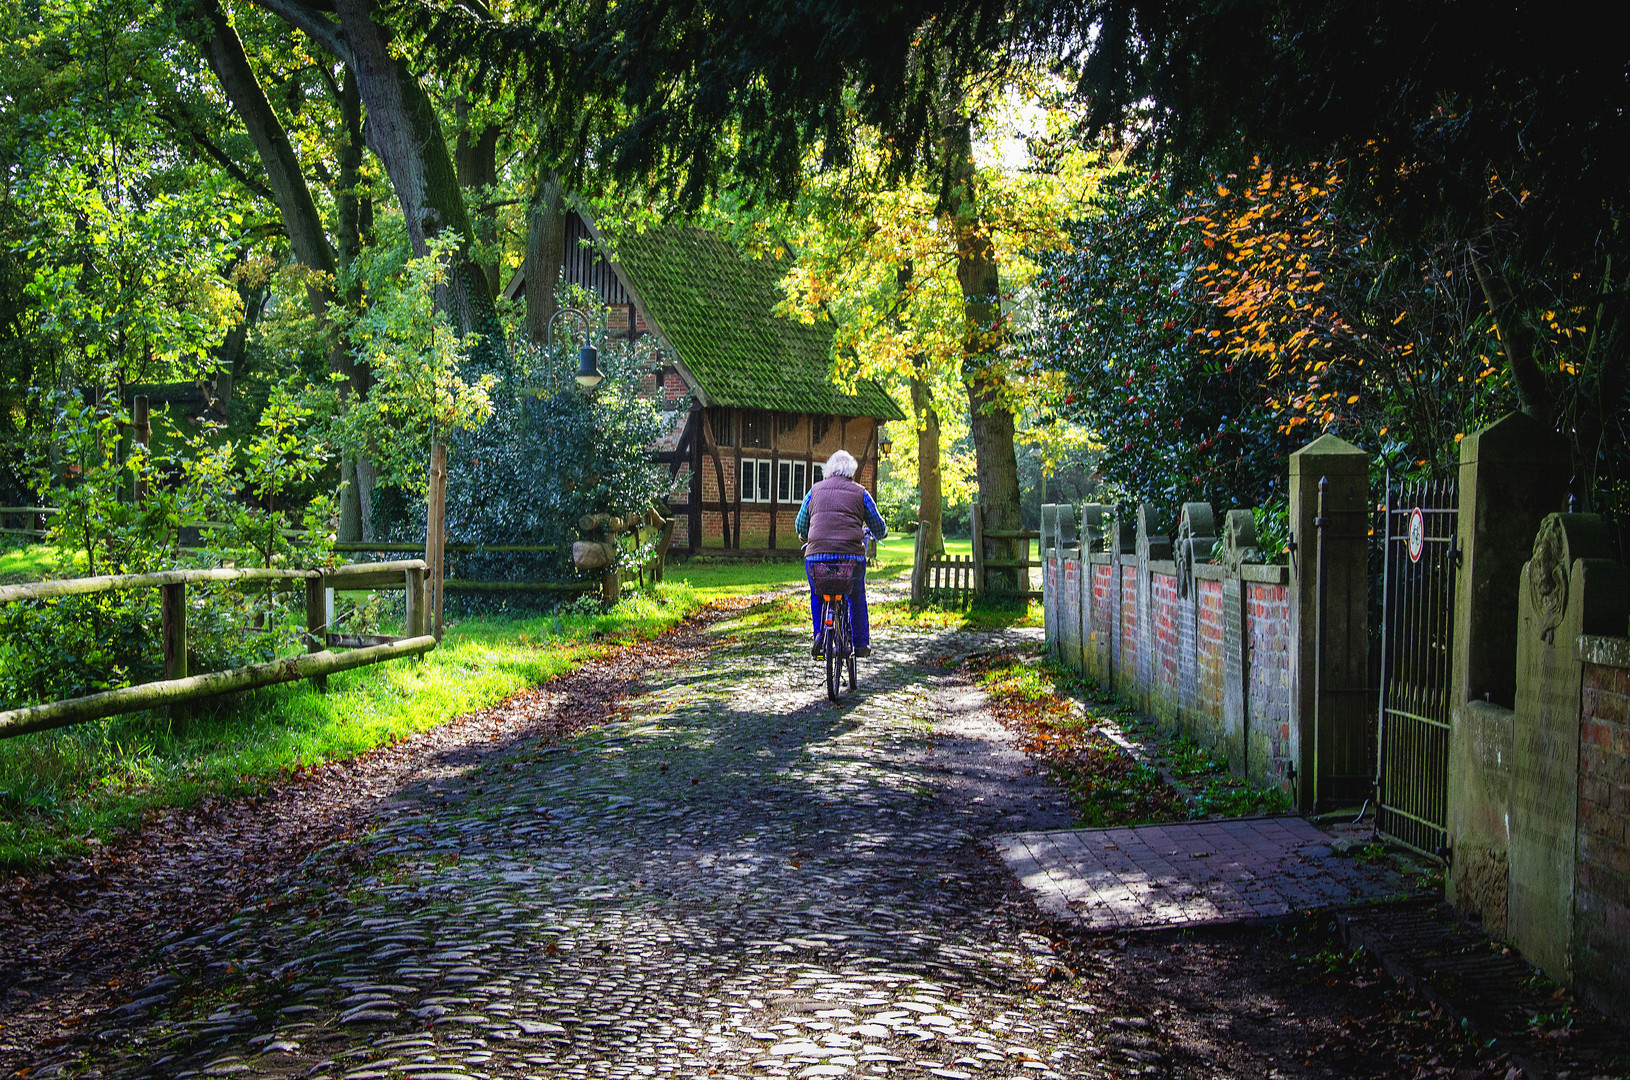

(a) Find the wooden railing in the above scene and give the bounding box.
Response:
[0,506,56,538]
[0,560,435,740]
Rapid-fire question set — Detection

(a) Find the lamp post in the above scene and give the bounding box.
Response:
[878,424,893,457]
[547,307,603,391]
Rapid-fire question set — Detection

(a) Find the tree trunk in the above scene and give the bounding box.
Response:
[192,0,334,303]
[909,367,944,558]
[334,69,374,540]
[1468,231,1552,422]
[455,98,502,297]
[523,170,567,345]
[332,0,499,345]
[937,102,1023,591]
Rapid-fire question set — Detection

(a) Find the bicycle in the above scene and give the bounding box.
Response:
[808,558,863,701]
[817,590,857,701]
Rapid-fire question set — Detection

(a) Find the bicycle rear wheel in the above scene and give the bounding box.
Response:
[825,629,842,700]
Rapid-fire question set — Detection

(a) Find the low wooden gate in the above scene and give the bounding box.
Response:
[1375,477,1459,855]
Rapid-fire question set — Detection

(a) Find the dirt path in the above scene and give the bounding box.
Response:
[1,592,1562,1078]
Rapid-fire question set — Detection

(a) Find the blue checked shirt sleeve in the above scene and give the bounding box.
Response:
[794,491,814,540]
[862,492,888,539]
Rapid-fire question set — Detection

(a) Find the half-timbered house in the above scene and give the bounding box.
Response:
[503,212,905,554]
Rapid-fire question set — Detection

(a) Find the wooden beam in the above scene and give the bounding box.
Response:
[0,565,315,605]
[0,636,438,740]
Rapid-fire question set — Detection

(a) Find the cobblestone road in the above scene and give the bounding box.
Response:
[75,599,1124,1080]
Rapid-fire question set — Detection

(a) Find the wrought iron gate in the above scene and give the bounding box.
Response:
[1375,477,1459,855]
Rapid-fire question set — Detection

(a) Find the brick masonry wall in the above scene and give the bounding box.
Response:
[1247,582,1294,792]
[1150,571,1180,722]
[1196,578,1226,740]
[1576,658,1630,1019]
[1120,564,1139,686]
[1090,563,1115,684]
[1060,558,1083,669]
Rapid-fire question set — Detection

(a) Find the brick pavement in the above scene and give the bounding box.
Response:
[995,816,1424,931]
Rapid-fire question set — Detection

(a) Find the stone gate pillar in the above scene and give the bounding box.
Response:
[1446,411,1568,924]
[1288,434,1370,813]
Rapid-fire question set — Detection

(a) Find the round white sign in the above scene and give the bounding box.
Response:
[1407,507,1425,563]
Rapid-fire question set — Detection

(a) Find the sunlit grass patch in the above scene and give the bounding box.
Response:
[0,540,67,584]
[0,582,708,871]
[873,597,1042,631]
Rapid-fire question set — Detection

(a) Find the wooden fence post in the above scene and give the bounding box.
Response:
[132,395,150,506]
[404,565,426,638]
[161,581,188,686]
[305,577,328,691]
[971,502,986,599]
[426,442,447,640]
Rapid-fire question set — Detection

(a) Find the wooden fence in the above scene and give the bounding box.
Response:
[909,502,1042,607]
[0,560,435,740]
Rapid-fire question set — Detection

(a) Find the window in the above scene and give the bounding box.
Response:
[811,416,832,444]
[739,457,773,502]
[811,463,825,484]
[777,460,809,503]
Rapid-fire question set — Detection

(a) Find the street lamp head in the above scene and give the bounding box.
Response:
[575,342,603,389]
[878,426,893,456]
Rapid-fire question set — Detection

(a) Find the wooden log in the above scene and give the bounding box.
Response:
[426,442,447,640]
[326,632,403,648]
[0,635,438,740]
[0,566,315,605]
[305,577,328,692]
[441,579,596,592]
[322,560,429,590]
[331,543,560,554]
[572,540,616,570]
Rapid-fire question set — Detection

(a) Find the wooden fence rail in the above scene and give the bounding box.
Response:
[0,560,434,740]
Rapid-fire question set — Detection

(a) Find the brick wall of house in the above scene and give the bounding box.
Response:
[1576,657,1630,1014]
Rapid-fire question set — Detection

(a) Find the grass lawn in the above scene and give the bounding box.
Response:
[0,540,60,585]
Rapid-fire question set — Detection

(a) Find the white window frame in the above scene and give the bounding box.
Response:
[811,462,825,485]
[739,457,774,503]
[777,460,809,504]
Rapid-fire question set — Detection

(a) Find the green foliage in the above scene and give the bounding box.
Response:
[0,385,336,709]
[1028,170,1296,512]
[369,308,672,601]
[323,242,497,494]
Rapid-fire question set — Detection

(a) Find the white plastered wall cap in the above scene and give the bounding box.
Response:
[825,449,859,478]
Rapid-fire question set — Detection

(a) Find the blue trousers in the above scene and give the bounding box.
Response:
[805,556,869,650]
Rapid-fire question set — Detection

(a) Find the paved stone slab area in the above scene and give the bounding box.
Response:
[996,816,1422,931]
[61,601,1127,1080]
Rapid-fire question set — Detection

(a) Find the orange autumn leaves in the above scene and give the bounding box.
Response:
[1182,160,1360,435]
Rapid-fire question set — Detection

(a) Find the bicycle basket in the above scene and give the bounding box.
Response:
[807,559,864,596]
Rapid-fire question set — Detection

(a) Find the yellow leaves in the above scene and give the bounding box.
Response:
[1346,395,1359,404]
[1391,311,1407,326]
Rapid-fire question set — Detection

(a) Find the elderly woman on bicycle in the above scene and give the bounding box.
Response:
[794,449,888,658]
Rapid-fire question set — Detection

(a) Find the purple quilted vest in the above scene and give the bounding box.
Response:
[805,476,869,556]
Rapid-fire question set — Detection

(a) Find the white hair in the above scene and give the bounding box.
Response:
[824,449,859,478]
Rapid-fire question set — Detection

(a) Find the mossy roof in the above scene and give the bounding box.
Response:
[610,225,905,421]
